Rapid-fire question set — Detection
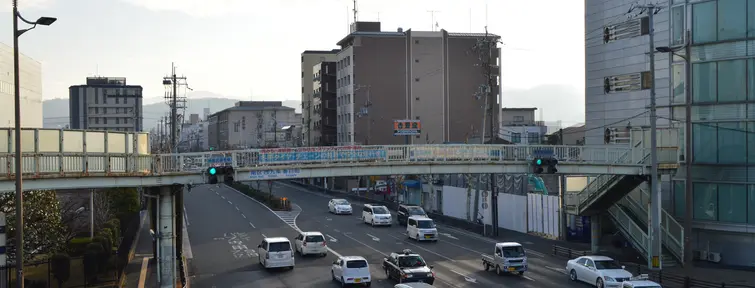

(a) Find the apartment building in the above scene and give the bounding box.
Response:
[587,0,755,266]
[207,101,299,150]
[0,43,43,128]
[499,108,547,144]
[69,77,144,131]
[335,21,501,145]
[312,61,337,146]
[301,50,339,146]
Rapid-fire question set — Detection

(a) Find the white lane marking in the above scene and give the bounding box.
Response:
[366,234,380,242]
[449,270,477,283]
[223,184,342,258]
[340,233,387,257]
[221,196,225,199]
[326,234,338,243]
[334,229,340,233]
[227,201,232,205]
[241,214,246,219]
[235,206,240,211]
[249,222,256,228]
[546,266,567,274]
[524,275,536,281]
[388,235,455,262]
[439,232,458,240]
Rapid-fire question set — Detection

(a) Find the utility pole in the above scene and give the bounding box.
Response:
[163,63,189,153]
[473,26,500,236]
[639,3,662,271]
[302,100,312,146]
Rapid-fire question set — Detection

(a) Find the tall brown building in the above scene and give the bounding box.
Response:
[334,21,501,145]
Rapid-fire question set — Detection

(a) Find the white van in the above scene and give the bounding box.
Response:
[257,237,295,269]
[406,216,438,241]
[362,204,392,226]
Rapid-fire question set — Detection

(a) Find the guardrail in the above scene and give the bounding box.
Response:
[551,245,755,288]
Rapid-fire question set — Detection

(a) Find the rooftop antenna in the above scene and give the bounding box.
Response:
[469,8,472,33]
[353,0,358,23]
[427,10,440,31]
[346,5,350,33]
[485,2,489,28]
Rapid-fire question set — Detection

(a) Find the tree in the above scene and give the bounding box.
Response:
[59,192,89,242]
[0,190,67,262]
[92,191,111,232]
[106,188,140,222]
[546,133,560,145]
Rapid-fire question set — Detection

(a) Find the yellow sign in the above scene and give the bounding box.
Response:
[651,256,660,268]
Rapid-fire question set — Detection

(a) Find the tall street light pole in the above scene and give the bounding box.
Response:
[657,29,692,273]
[12,1,56,286]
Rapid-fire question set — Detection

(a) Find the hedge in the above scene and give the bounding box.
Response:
[68,237,93,257]
[230,182,291,211]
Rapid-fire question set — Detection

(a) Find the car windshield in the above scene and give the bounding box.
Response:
[417,220,435,229]
[501,246,525,258]
[594,260,622,270]
[305,235,324,242]
[372,207,389,214]
[407,207,426,215]
[334,200,349,205]
[346,260,368,268]
[268,242,291,252]
[398,255,426,268]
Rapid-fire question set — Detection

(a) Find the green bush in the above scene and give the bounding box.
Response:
[67,237,92,257]
[104,219,120,241]
[50,253,71,287]
[99,228,115,247]
[90,237,111,272]
[83,244,101,283]
[231,182,291,211]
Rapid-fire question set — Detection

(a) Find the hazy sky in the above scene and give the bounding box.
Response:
[1,0,585,120]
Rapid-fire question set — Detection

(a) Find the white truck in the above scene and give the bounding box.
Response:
[481,242,528,276]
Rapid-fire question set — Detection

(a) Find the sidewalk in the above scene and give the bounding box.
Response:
[287,180,755,286]
[122,210,155,288]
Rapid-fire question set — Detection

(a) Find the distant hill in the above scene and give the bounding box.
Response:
[43,93,302,130]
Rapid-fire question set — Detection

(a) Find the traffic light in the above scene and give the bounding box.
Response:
[223,166,235,183]
[532,158,558,174]
[207,167,218,184]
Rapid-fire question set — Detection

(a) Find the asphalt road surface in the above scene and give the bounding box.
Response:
[185,182,587,287]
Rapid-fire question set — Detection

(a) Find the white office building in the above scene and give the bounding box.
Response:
[0,43,43,128]
[498,108,547,144]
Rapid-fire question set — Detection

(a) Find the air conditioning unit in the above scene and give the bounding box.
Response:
[707,252,722,263]
[694,250,708,260]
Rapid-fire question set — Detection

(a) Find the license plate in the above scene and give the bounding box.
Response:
[425,235,432,238]
[354,278,361,283]
[508,267,515,271]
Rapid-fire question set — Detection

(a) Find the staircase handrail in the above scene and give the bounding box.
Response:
[576,151,651,212]
[608,205,650,257]
[623,189,685,262]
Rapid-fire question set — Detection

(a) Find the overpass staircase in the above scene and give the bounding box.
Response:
[565,135,684,267]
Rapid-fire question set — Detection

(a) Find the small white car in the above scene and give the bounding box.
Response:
[406,216,438,241]
[257,237,295,269]
[329,198,353,215]
[362,204,392,226]
[621,274,662,288]
[331,256,372,286]
[293,231,328,257]
[566,255,632,288]
[394,283,436,288]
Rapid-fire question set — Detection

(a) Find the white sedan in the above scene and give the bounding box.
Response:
[566,255,632,288]
[328,198,353,215]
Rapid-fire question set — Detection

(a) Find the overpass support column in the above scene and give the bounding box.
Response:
[156,186,177,288]
[590,215,601,254]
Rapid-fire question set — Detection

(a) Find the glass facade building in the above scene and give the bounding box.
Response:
[668,0,755,265]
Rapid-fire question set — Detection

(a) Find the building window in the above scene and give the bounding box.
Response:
[511,133,521,143]
[671,64,685,104]
[527,132,539,144]
[673,181,685,217]
[748,185,755,224]
[692,62,717,103]
[693,183,717,221]
[692,1,717,43]
[717,122,747,164]
[692,123,717,163]
[749,122,755,164]
[670,5,685,46]
[718,184,748,223]
[718,60,747,102]
[514,116,524,122]
[718,0,747,40]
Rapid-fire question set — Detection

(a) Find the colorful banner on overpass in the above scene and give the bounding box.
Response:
[257,146,387,163]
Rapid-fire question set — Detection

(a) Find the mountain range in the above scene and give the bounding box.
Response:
[42,85,583,130]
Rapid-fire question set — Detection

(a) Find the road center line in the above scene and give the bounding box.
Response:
[241,214,246,219]
[235,206,240,211]
[387,235,455,262]
[249,222,256,228]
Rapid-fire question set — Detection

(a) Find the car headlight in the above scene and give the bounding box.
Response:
[604,276,615,282]
[426,273,433,277]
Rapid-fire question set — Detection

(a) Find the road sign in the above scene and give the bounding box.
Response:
[393,120,421,136]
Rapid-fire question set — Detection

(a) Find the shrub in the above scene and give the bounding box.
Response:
[99,228,115,247]
[90,237,111,272]
[50,253,71,287]
[67,237,92,257]
[104,219,120,241]
[83,244,102,283]
[230,182,292,211]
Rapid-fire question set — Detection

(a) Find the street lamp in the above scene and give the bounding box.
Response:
[656,30,692,273]
[12,0,56,286]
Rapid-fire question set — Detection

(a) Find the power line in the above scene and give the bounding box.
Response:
[658,116,755,135]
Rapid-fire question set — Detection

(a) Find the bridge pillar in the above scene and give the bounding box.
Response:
[590,215,601,254]
[154,185,179,288]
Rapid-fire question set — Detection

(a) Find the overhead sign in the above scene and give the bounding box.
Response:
[393,120,421,136]
[257,147,386,163]
[249,168,302,180]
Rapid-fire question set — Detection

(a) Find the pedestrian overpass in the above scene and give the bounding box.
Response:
[0,128,680,288]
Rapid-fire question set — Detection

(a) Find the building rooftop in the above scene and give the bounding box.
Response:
[336,28,500,46]
[502,107,537,111]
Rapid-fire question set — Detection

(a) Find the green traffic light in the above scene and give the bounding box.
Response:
[209,167,217,175]
[536,159,542,165]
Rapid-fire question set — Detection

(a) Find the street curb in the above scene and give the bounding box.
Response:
[119,211,147,288]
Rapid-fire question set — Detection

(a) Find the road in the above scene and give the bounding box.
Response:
[184,182,586,287]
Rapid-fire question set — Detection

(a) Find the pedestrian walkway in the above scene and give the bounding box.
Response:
[122,211,155,288]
